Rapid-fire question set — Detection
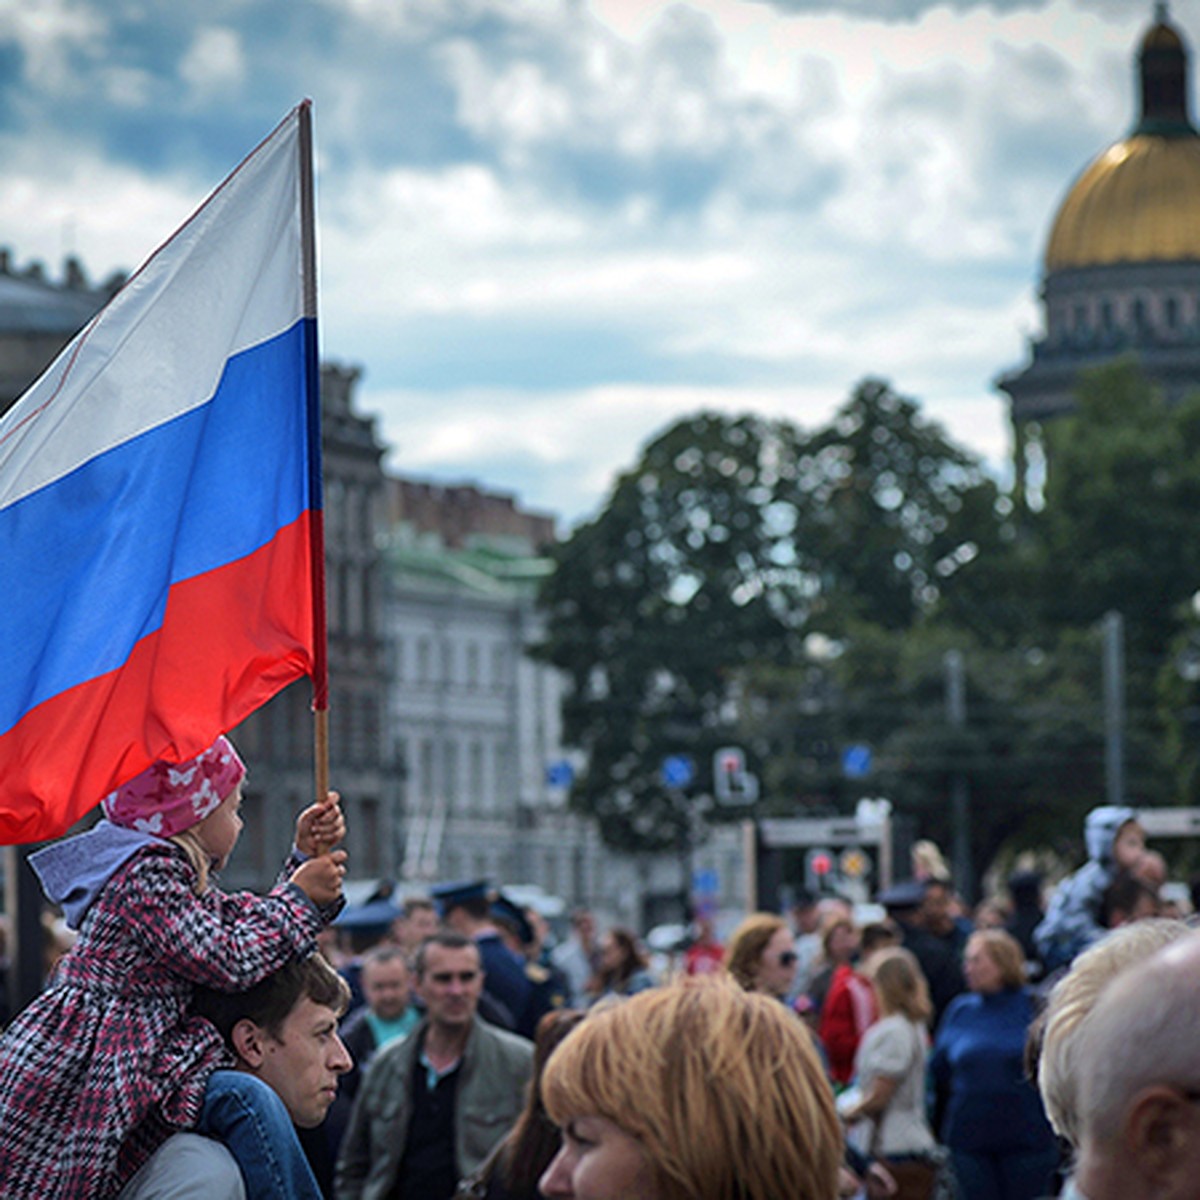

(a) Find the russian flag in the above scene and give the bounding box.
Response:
[0,103,327,845]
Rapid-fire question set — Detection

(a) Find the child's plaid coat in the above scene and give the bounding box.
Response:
[0,841,325,1197]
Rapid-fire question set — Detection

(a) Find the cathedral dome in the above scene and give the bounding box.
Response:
[1044,133,1200,270]
[1044,5,1200,272]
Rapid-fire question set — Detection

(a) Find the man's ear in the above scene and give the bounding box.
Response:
[230,1019,268,1068]
[1124,1086,1198,1185]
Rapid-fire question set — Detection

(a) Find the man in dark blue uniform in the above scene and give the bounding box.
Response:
[490,893,569,1035]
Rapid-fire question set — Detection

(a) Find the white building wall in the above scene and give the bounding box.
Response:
[384,557,750,933]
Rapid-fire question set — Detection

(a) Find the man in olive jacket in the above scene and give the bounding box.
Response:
[335,931,533,1200]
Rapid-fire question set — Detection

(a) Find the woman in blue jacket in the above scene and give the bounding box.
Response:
[930,929,1058,1200]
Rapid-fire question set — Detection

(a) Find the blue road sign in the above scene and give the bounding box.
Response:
[545,760,575,788]
[842,744,873,778]
[661,754,696,789]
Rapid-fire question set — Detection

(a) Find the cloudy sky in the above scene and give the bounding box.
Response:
[0,0,1184,527]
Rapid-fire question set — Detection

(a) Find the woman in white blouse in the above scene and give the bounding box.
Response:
[842,947,938,1200]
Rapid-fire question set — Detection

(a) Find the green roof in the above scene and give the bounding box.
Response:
[384,528,554,599]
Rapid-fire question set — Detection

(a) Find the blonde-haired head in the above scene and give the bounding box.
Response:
[541,975,841,1200]
[869,946,932,1024]
[1038,918,1190,1146]
[967,928,1027,989]
[912,839,949,881]
[723,912,788,991]
[169,829,212,894]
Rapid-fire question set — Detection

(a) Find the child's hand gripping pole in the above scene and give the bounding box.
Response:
[296,791,345,859]
[293,791,347,910]
[291,848,348,910]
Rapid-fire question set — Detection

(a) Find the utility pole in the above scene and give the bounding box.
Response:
[1103,610,1126,807]
[944,649,974,903]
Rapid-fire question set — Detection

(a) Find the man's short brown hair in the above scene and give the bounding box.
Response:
[195,953,350,1043]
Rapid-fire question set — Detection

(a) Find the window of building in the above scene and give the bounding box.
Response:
[466,642,480,689]
[362,694,380,767]
[1166,295,1180,329]
[417,638,431,684]
[360,565,374,637]
[359,797,380,875]
[325,479,343,543]
[359,487,374,545]
[419,738,435,802]
[469,741,485,811]
[486,742,507,814]
[396,735,412,789]
[289,687,308,761]
[239,791,268,876]
[443,740,459,808]
[332,691,350,765]
[337,563,351,636]
[441,641,454,688]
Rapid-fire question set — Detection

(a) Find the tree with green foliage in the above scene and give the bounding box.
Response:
[1030,359,1200,666]
[784,378,1014,637]
[737,620,1125,888]
[1158,609,1200,811]
[535,411,809,852]
[535,381,1012,854]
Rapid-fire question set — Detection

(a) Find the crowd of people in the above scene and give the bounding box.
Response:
[2,737,1200,1200]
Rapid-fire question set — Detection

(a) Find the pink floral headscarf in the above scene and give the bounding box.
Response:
[101,736,246,837]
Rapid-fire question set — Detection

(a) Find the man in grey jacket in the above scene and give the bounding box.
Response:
[335,931,533,1200]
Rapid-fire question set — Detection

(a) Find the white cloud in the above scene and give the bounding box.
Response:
[0,141,195,279]
[370,376,1015,527]
[0,0,1178,526]
[180,27,246,97]
[0,0,106,93]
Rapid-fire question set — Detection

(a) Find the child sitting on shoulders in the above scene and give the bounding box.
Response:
[0,734,347,1200]
[1034,805,1146,974]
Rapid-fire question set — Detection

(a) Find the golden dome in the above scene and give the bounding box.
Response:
[1044,132,1200,271]
[1144,22,1183,51]
[1043,5,1200,272]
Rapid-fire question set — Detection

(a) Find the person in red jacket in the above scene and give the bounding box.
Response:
[684,914,725,977]
[819,920,899,1087]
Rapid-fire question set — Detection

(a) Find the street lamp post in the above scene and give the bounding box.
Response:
[944,649,974,903]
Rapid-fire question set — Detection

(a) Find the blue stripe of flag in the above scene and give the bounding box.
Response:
[1,318,314,736]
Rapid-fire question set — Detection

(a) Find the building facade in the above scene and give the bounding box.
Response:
[382,479,748,930]
[999,7,1200,495]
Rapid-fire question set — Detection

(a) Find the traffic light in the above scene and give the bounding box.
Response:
[712,746,758,806]
[805,846,836,892]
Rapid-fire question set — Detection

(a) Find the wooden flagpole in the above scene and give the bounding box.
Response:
[298,101,332,826]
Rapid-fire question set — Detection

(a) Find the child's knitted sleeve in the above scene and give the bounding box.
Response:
[275,848,345,925]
